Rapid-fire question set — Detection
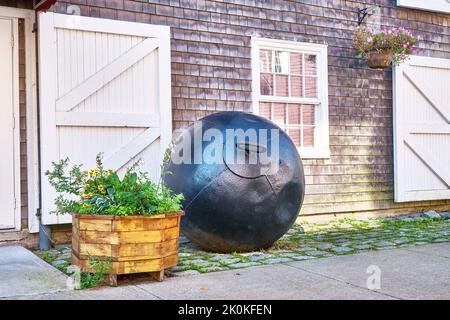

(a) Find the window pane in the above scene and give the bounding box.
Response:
[255,43,326,153]
[288,104,301,125]
[260,73,274,95]
[303,127,315,147]
[260,50,272,73]
[302,104,315,125]
[304,54,317,75]
[275,75,289,96]
[259,102,271,119]
[290,76,303,97]
[290,52,302,75]
[274,51,289,74]
[273,103,286,125]
[289,128,302,147]
[305,77,317,98]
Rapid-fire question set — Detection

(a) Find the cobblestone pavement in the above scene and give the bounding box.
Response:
[35,212,450,278]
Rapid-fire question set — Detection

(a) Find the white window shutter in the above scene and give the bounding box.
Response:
[38,13,172,224]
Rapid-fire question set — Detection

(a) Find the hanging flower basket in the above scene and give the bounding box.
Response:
[366,50,393,69]
[353,27,418,69]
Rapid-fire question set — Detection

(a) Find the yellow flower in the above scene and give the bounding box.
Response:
[82,203,91,208]
[98,185,106,193]
[88,169,100,177]
[86,193,94,199]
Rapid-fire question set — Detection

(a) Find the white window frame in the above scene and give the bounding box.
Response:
[397,0,450,14]
[251,37,330,159]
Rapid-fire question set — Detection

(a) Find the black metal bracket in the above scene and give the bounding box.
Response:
[358,8,370,26]
[358,5,379,26]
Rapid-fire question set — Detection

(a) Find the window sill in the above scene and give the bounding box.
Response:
[297,148,330,160]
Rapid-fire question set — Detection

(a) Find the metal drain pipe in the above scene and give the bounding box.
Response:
[32,9,53,250]
[37,209,53,250]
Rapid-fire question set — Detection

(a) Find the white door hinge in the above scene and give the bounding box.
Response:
[11,35,14,48]
[12,114,15,129]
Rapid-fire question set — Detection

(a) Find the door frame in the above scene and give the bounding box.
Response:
[0,6,39,232]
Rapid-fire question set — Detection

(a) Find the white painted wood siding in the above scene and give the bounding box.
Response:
[39,13,172,224]
[393,56,450,202]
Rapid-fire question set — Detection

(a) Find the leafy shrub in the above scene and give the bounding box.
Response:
[80,257,112,289]
[353,26,417,65]
[45,153,183,216]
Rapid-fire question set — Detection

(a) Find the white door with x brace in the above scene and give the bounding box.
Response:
[39,13,172,225]
[393,56,450,202]
[0,16,20,230]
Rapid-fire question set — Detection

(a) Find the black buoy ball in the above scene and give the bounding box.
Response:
[164,111,305,253]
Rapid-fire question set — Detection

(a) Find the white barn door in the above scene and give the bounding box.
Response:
[393,56,450,202]
[39,13,172,224]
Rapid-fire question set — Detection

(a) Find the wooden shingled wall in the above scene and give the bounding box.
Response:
[46,0,450,217]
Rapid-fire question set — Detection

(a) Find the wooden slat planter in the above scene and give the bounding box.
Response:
[72,211,184,286]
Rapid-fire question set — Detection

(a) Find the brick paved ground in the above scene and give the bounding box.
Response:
[35,212,450,282]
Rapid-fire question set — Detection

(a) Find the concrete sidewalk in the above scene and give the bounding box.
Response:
[0,246,68,299]
[3,243,450,300]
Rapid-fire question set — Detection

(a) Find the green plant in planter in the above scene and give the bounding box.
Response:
[80,257,112,289]
[45,153,183,216]
[353,26,417,67]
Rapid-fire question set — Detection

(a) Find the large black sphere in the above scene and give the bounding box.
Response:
[164,111,305,253]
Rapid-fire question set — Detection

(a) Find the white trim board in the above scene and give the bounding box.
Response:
[397,0,450,14]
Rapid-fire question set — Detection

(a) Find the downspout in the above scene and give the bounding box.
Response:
[38,215,53,250]
[32,8,53,250]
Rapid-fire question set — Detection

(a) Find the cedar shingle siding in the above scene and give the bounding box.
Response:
[19,18,28,229]
[4,0,447,219]
[0,0,32,8]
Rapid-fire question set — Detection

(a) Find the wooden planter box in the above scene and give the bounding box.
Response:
[72,211,184,286]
